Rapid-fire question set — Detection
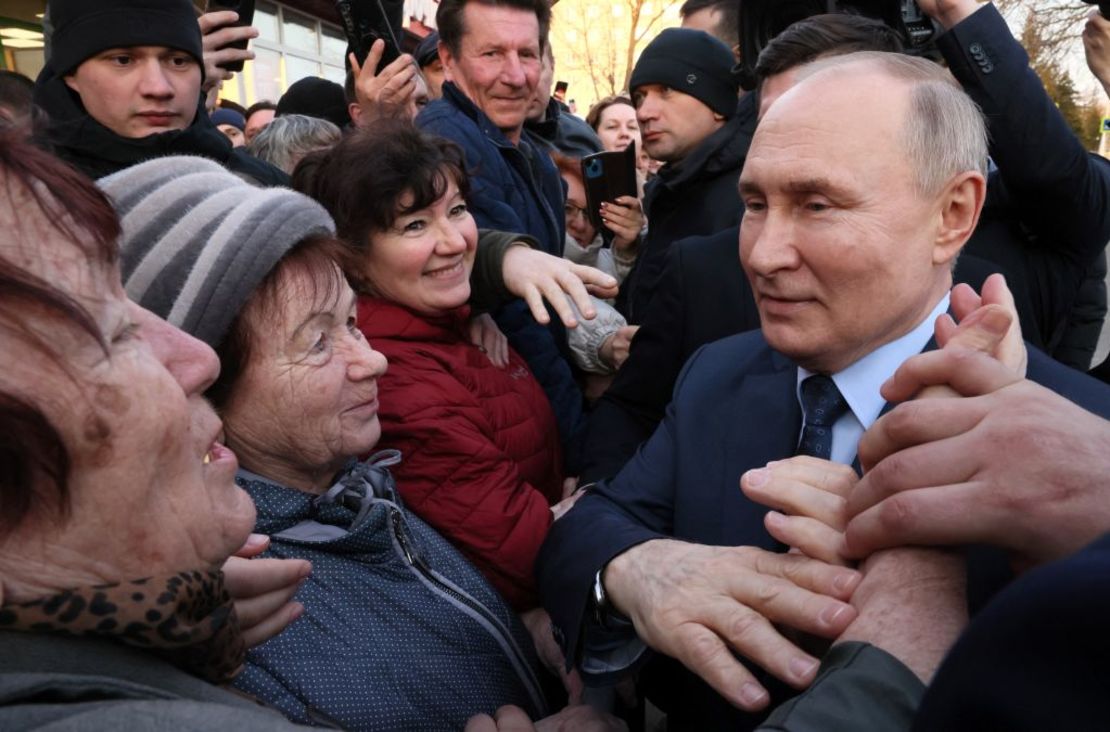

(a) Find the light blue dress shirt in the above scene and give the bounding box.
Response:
[796,294,950,466]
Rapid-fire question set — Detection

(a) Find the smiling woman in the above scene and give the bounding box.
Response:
[298,119,567,615]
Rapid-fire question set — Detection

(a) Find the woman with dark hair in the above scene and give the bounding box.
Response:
[298,120,581,615]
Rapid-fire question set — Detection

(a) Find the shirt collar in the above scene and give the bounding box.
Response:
[798,293,949,432]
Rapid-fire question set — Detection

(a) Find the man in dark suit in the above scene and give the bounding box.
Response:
[578,5,1110,486]
[537,48,1110,732]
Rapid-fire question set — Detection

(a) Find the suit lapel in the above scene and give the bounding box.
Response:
[716,352,801,547]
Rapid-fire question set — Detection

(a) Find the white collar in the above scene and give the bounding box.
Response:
[797,293,950,432]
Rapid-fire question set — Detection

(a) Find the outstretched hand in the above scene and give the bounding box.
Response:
[913,0,981,30]
[501,246,618,328]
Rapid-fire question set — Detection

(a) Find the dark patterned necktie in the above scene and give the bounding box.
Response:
[796,375,850,460]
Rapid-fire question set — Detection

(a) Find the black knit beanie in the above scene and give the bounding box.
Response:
[276,77,351,130]
[629,28,739,119]
[48,0,204,77]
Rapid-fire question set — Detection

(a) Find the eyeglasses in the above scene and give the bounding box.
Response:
[564,202,589,223]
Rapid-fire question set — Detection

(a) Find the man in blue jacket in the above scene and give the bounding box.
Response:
[416,0,584,454]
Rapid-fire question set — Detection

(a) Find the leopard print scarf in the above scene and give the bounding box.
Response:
[0,569,245,684]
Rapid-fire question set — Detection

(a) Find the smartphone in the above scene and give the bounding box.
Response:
[205,0,256,73]
[553,80,568,101]
[581,142,638,233]
[336,0,404,69]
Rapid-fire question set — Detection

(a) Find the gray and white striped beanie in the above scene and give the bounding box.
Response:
[99,156,336,349]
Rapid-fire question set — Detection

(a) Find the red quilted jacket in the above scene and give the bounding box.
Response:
[358,297,564,610]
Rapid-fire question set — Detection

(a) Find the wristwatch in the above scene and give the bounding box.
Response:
[592,567,630,629]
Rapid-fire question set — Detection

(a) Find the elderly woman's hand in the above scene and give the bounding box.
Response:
[502,247,618,328]
[223,534,311,648]
[600,196,643,254]
[467,312,510,368]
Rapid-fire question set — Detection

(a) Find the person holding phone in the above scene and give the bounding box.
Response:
[32,0,286,185]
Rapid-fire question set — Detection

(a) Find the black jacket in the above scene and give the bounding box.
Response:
[617,93,757,323]
[948,6,1110,369]
[524,98,603,159]
[33,61,288,186]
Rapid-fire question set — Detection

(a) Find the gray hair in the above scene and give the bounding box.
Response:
[800,51,988,195]
[247,114,342,175]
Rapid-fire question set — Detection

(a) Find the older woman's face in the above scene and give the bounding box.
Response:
[221,263,388,474]
[0,185,256,577]
[596,103,641,153]
[361,175,478,315]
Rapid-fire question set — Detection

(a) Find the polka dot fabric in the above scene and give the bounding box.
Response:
[232,458,547,730]
[796,375,850,460]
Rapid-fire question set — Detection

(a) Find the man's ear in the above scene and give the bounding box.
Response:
[63,73,80,95]
[932,170,986,267]
[348,101,362,127]
[437,41,455,83]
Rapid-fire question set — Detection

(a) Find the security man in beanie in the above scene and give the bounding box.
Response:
[618,27,756,323]
[33,0,286,185]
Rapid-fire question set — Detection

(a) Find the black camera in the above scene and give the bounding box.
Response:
[737,0,942,90]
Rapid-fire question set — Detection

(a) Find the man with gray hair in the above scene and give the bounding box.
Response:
[537,47,1107,732]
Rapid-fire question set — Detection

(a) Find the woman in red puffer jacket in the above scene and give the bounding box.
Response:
[302,118,569,612]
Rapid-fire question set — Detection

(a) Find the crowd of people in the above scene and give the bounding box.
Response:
[3,0,1110,730]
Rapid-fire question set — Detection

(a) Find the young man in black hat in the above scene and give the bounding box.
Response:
[617,27,755,323]
[33,0,286,185]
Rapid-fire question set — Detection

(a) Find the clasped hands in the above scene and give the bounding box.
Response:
[603,275,1033,710]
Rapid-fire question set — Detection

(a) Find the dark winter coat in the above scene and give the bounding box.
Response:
[234,455,548,731]
[617,93,757,322]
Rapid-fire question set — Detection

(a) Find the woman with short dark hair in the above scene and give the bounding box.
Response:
[297,120,573,612]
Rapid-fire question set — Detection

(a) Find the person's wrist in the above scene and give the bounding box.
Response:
[592,566,630,629]
[598,333,617,369]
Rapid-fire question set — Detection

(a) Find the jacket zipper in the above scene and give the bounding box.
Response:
[388,508,548,717]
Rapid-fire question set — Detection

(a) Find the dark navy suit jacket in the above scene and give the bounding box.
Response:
[537,329,1110,731]
[914,530,1110,730]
